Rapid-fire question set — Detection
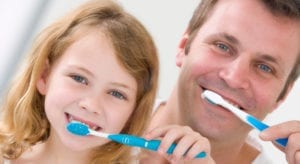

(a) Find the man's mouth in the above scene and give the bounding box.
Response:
[202,88,245,111]
[222,97,245,111]
[66,113,101,131]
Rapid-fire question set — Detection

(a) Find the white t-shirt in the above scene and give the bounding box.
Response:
[246,135,273,164]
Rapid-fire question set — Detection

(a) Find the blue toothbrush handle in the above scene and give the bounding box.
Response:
[247,116,288,147]
[108,134,206,158]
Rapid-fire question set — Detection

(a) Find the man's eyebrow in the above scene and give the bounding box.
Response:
[258,54,282,69]
[205,32,240,47]
[218,32,240,45]
[259,54,279,63]
[258,54,286,75]
[212,33,282,64]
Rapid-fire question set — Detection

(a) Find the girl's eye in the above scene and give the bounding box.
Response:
[109,90,127,100]
[258,64,272,73]
[71,75,88,85]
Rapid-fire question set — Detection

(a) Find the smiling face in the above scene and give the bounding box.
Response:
[36,28,137,151]
[176,0,300,141]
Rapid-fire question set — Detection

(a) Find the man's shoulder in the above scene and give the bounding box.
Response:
[149,99,172,129]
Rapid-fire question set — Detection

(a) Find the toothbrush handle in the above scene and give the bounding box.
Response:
[247,116,288,147]
[108,134,206,158]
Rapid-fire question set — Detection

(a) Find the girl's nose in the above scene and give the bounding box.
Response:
[78,93,103,114]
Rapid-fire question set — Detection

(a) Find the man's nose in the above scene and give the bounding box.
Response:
[219,58,250,90]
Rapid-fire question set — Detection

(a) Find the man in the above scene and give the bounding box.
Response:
[142,0,300,163]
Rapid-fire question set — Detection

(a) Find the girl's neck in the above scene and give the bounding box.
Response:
[13,132,92,164]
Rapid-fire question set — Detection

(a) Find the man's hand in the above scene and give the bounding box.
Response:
[260,121,300,164]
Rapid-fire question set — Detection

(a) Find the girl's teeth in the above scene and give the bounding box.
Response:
[68,115,100,131]
[69,115,74,122]
[90,126,99,131]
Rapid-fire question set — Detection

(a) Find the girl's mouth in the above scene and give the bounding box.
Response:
[65,113,101,131]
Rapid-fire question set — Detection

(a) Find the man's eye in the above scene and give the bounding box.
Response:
[215,43,230,52]
[258,64,272,73]
[71,75,88,85]
[109,90,126,100]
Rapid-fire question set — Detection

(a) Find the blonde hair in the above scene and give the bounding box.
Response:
[0,0,159,163]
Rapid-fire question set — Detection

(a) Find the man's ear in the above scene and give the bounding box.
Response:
[270,82,294,112]
[176,34,188,67]
[36,60,50,95]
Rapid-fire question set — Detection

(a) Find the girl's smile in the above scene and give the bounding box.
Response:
[37,28,137,150]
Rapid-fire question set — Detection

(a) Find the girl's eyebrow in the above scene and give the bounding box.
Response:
[110,82,136,92]
[68,64,136,91]
[67,65,95,78]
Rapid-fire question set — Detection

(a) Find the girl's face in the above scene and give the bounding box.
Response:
[36,29,137,151]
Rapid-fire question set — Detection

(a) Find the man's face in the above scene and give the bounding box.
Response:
[176,0,300,141]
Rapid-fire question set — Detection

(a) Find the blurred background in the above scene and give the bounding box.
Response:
[0,1,298,163]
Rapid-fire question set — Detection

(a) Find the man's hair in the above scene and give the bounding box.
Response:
[185,0,300,100]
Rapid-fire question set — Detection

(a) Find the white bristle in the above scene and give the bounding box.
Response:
[202,90,248,121]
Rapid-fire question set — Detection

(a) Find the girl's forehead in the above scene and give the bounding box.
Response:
[71,26,106,41]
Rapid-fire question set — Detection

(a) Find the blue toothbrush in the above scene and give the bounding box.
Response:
[201,90,288,147]
[66,121,206,158]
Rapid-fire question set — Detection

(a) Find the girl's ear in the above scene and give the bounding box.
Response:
[176,34,188,68]
[36,60,50,95]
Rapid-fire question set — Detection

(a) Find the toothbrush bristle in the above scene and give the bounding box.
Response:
[66,121,90,136]
[203,96,217,105]
[202,90,221,105]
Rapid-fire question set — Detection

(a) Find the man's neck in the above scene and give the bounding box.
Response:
[210,139,260,164]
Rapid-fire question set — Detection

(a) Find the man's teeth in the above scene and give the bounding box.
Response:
[224,98,242,109]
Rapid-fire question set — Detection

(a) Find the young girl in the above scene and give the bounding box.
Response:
[0,0,158,163]
[0,0,208,163]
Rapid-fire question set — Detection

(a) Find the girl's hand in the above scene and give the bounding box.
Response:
[260,120,300,164]
[144,125,215,164]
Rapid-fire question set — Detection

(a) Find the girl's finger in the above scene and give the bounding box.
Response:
[158,126,192,154]
[184,137,210,160]
[144,125,183,139]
